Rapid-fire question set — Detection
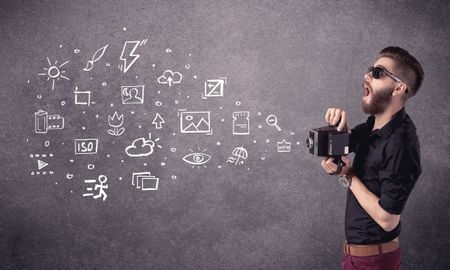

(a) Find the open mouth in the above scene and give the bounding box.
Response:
[363,84,371,97]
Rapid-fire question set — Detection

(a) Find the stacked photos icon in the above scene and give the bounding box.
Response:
[132,172,159,191]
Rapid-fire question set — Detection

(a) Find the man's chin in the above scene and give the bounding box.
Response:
[362,101,374,114]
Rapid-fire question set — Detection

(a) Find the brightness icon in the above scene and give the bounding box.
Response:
[38,57,70,90]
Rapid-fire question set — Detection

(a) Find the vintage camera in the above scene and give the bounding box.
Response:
[306,125,349,157]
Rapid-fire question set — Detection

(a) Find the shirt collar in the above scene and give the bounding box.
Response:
[366,107,406,140]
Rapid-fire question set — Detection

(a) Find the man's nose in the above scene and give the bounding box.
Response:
[364,72,372,82]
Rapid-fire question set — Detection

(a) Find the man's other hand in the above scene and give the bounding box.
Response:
[321,156,352,176]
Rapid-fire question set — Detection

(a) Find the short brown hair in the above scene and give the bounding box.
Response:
[379,46,424,97]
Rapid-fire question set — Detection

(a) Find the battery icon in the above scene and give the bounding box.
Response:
[35,110,48,134]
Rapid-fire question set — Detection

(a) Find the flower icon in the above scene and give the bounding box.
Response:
[107,111,125,136]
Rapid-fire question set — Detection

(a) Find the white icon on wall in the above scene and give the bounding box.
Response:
[37,57,70,90]
[121,85,144,104]
[74,138,99,155]
[83,175,108,201]
[266,114,282,131]
[182,147,211,168]
[179,110,212,134]
[34,110,64,134]
[74,87,92,106]
[232,111,250,135]
[118,39,148,73]
[107,111,125,136]
[277,140,291,153]
[29,153,54,176]
[226,146,248,166]
[83,44,109,71]
[152,113,165,129]
[125,133,161,157]
[132,172,159,191]
[202,77,227,99]
[157,70,182,87]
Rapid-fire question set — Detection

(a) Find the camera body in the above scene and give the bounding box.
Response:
[306,126,350,156]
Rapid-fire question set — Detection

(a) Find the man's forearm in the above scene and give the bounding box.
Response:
[349,175,400,232]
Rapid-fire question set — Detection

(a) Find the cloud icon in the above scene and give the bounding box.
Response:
[157,69,182,86]
[125,136,155,157]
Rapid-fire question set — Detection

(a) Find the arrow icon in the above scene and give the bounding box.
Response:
[152,113,165,129]
[37,159,48,170]
[157,70,182,87]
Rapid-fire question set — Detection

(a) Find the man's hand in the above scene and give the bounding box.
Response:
[325,108,350,132]
[322,108,352,175]
[321,156,352,176]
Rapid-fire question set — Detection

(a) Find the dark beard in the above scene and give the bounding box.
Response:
[362,87,394,115]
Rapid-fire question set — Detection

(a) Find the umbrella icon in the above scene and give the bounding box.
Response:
[227,146,248,165]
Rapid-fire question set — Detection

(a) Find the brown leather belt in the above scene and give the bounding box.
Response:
[343,238,400,257]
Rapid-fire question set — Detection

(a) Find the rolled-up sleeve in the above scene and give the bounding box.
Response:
[378,141,421,215]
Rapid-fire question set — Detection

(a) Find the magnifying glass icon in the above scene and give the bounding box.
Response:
[266,114,282,131]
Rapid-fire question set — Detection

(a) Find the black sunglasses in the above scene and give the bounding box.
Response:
[367,66,403,83]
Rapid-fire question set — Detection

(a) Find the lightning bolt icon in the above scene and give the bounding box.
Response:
[118,39,148,73]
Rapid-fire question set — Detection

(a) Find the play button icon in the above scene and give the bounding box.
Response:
[38,159,48,170]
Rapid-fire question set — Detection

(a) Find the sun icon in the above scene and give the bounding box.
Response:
[37,57,70,90]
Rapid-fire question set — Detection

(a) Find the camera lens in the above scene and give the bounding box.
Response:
[306,137,313,149]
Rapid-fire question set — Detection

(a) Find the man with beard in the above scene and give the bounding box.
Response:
[321,47,424,270]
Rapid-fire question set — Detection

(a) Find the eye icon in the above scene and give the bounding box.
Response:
[183,153,211,166]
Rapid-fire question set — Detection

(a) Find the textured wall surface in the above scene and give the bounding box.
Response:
[0,0,449,269]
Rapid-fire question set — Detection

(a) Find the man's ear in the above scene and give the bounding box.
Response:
[393,83,408,96]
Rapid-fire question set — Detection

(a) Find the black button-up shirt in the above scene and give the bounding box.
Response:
[346,107,421,244]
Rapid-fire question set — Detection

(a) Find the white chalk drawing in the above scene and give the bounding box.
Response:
[83,44,109,71]
[182,147,211,168]
[66,173,74,179]
[152,113,165,129]
[29,153,54,176]
[74,87,92,106]
[107,111,125,136]
[232,111,250,135]
[83,175,108,201]
[37,57,70,90]
[121,85,144,104]
[74,138,98,155]
[125,133,161,157]
[157,70,182,87]
[179,110,212,134]
[118,39,148,73]
[266,114,282,131]
[34,110,64,134]
[277,140,291,153]
[38,159,48,170]
[226,146,248,166]
[202,77,227,99]
[132,172,159,191]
